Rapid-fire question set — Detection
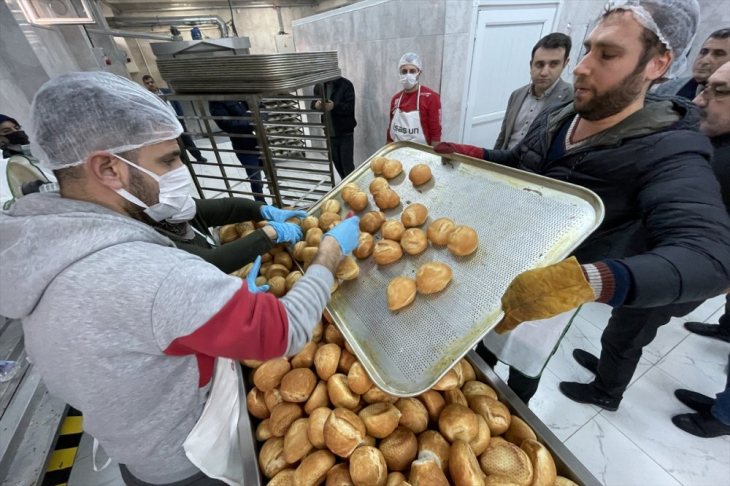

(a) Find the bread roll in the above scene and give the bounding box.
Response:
[328,373,361,410]
[268,276,287,297]
[400,228,428,255]
[242,359,263,369]
[449,440,485,486]
[370,177,389,194]
[432,369,460,391]
[269,245,285,256]
[353,232,375,259]
[342,183,360,203]
[360,211,387,233]
[520,439,557,486]
[256,220,269,229]
[505,416,537,447]
[417,430,450,473]
[555,477,580,486]
[359,402,402,438]
[470,396,511,435]
[290,341,316,369]
[312,321,324,342]
[280,368,317,403]
[362,386,399,404]
[301,216,319,233]
[348,191,369,211]
[247,387,270,419]
[284,417,313,463]
[387,276,417,311]
[322,200,341,215]
[374,240,404,265]
[386,472,410,486]
[444,389,468,407]
[256,276,268,288]
[373,188,401,210]
[379,426,418,471]
[259,437,289,479]
[326,463,353,486]
[307,407,332,449]
[267,264,291,280]
[409,164,432,186]
[285,271,303,291]
[469,415,491,456]
[395,398,429,434]
[260,263,272,278]
[273,252,293,270]
[301,247,319,264]
[459,360,476,382]
[253,359,290,392]
[418,390,446,426]
[336,256,360,280]
[371,156,388,174]
[256,419,274,442]
[320,212,342,231]
[350,446,387,486]
[306,227,324,247]
[295,449,336,486]
[219,224,238,243]
[462,381,498,404]
[323,407,367,458]
[479,437,533,486]
[265,388,284,413]
[348,361,374,395]
[409,453,449,486]
[438,404,479,443]
[382,159,403,179]
[338,349,357,374]
[447,225,478,256]
[293,241,308,262]
[416,262,452,294]
[382,220,406,241]
[314,343,341,381]
[401,204,429,227]
[304,381,331,415]
[324,324,346,347]
[270,402,303,437]
[235,221,256,235]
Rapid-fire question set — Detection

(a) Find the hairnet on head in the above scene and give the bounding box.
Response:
[398,53,422,71]
[604,0,700,79]
[29,71,182,170]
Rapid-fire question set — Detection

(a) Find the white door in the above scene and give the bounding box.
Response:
[462,2,560,148]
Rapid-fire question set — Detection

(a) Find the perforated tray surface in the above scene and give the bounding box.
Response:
[311,142,604,397]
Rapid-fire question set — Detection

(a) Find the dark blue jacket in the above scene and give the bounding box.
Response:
[208,101,259,152]
[159,88,184,118]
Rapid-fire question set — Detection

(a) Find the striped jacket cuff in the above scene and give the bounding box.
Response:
[581,260,631,307]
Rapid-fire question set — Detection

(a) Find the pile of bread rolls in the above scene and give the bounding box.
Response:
[245,317,579,486]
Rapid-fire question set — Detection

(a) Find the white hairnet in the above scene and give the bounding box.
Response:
[398,53,422,71]
[605,0,700,79]
[29,71,182,170]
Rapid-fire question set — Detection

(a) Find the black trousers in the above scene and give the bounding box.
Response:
[120,465,226,486]
[716,294,730,332]
[475,342,540,404]
[179,121,204,162]
[330,133,355,179]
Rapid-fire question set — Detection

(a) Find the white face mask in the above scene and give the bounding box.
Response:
[114,155,196,223]
[399,73,419,90]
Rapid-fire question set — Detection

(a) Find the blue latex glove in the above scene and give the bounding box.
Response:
[260,205,309,223]
[246,256,269,294]
[324,216,360,255]
[269,222,303,245]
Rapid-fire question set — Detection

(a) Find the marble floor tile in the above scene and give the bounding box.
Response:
[576,302,613,330]
[546,316,604,384]
[642,317,691,364]
[565,414,682,486]
[602,367,730,486]
[656,332,729,398]
[682,294,727,324]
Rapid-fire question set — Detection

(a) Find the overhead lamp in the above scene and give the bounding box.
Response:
[16,0,95,25]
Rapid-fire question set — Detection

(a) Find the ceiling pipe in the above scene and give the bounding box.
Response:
[109,3,309,14]
[108,15,230,38]
[86,27,175,41]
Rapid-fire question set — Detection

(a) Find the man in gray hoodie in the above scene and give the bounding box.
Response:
[0,72,360,485]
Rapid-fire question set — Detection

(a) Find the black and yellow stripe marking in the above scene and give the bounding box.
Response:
[42,408,83,486]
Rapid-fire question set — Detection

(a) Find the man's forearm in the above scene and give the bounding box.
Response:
[311,236,343,275]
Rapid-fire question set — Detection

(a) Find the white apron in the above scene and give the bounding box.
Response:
[389,86,428,145]
[482,309,580,378]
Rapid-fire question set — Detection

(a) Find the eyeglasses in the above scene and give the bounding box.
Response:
[699,85,730,100]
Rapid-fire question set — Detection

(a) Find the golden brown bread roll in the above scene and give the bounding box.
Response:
[374,240,404,265]
[256,419,274,442]
[362,386,399,404]
[260,263,273,278]
[409,164,432,186]
[449,440,486,486]
[327,373,361,410]
[460,360,476,382]
[386,472,410,486]
[301,216,319,233]
[401,204,429,228]
[371,156,388,174]
[323,407,367,458]
[284,417,312,463]
[395,398,429,434]
[379,426,418,471]
[261,253,274,265]
[438,403,479,443]
[342,183,360,203]
[348,191,369,211]
[326,463,353,486]
[418,390,446,426]
[360,211,387,233]
[470,396,511,435]
[314,343,342,381]
[444,389,468,407]
[285,271,303,291]
[387,276,417,311]
[306,227,324,247]
[324,324,346,347]
[293,241,308,262]
[479,437,533,486]
[307,407,332,449]
[256,220,269,229]
[382,159,404,179]
[359,402,402,438]
[280,368,317,403]
[370,177,390,194]
[320,212,342,231]
[416,262,453,294]
[373,188,401,210]
[348,361,374,395]
[382,220,406,241]
[521,439,557,486]
[469,415,491,456]
[350,446,388,486]
[353,232,375,259]
[338,349,357,374]
[275,252,294,270]
[267,264,291,280]
[256,276,268,288]
[400,228,428,255]
[295,449,336,486]
[432,369,460,391]
[268,276,287,297]
[254,359,292,393]
[336,256,360,280]
[269,245,285,256]
[270,402,303,437]
[555,477,579,486]
[462,381,498,404]
[292,341,317,369]
[409,453,449,486]
[304,381,330,415]
[447,225,478,256]
[259,437,289,479]
[241,359,263,369]
[417,430,450,473]
[265,388,284,413]
[505,416,537,447]
[219,224,239,243]
[312,321,324,342]
[322,200,341,214]
[235,221,256,235]
[301,247,319,264]
[247,387,270,419]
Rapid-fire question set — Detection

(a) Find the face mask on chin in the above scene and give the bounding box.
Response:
[399,73,419,90]
[5,130,30,147]
[114,155,196,224]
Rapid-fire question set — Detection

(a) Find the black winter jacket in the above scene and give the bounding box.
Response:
[310,78,357,137]
[482,95,730,308]
[208,101,260,152]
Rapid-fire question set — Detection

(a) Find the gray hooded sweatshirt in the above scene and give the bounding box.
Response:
[0,191,332,483]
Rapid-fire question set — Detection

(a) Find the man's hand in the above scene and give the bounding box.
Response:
[268,222,303,245]
[315,100,323,110]
[434,142,485,159]
[246,256,269,293]
[494,257,596,334]
[325,101,334,112]
[260,205,309,223]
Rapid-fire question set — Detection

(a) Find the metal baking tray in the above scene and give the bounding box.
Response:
[310,142,604,397]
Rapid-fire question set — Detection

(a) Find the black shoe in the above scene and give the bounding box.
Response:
[559,382,621,411]
[684,322,730,343]
[196,157,208,163]
[674,389,715,416]
[572,349,598,375]
[672,412,730,438]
